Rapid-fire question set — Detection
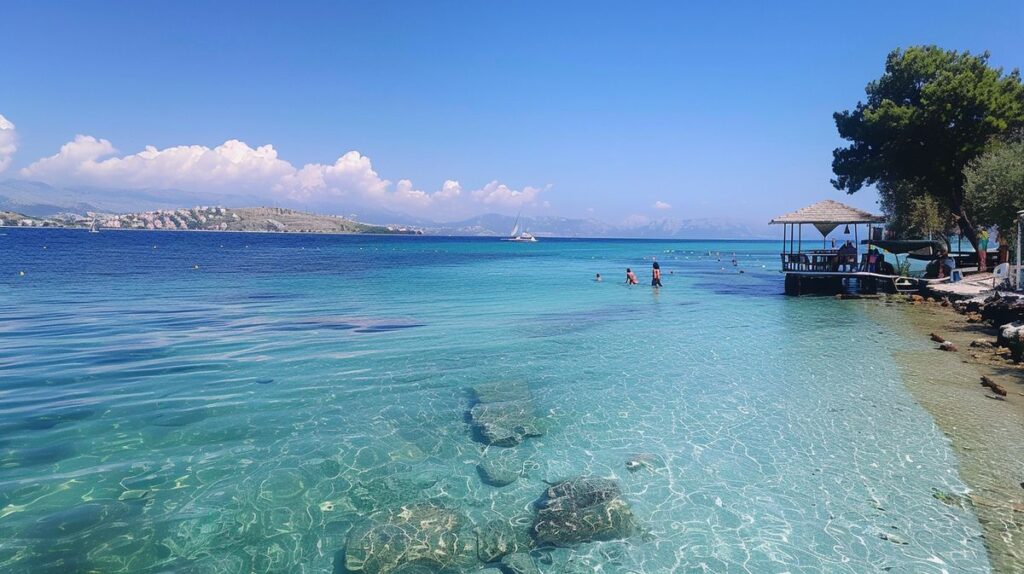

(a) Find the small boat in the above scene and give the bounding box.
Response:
[506,231,537,242]
[502,211,538,242]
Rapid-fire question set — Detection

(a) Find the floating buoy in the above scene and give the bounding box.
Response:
[193,264,200,269]
[19,271,25,276]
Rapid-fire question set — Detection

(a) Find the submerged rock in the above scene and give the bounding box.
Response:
[624,453,662,473]
[477,452,523,487]
[344,503,475,574]
[468,382,545,447]
[932,489,966,509]
[500,552,541,574]
[390,563,440,574]
[879,531,908,545]
[476,517,532,562]
[532,477,638,546]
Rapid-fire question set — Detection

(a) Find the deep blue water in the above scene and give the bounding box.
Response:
[0,229,987,573]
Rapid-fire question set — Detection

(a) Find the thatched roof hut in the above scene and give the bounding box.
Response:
[770,200,884,237]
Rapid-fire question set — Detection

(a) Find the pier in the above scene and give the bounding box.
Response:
[771,200,898,295]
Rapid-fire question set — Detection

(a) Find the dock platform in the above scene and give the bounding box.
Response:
[925,272,996,300]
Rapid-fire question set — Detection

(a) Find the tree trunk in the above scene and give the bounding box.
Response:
[955,201,986,272]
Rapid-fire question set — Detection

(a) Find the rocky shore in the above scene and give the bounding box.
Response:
[861,292,1024,571]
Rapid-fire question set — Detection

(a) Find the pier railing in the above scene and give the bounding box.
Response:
[781,250,858,273]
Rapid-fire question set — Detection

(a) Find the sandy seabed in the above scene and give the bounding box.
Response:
[865,298,1024,572]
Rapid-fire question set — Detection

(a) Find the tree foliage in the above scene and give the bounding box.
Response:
[906,195,950,242]
[965,138,1024,240]
[877,182,953,243]
[832,46,1024,252]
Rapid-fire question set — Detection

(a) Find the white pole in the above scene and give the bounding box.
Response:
[1017,210,1024,290]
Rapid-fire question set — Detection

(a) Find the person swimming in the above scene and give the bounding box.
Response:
[595,273,602,282]
[625,268,638,285]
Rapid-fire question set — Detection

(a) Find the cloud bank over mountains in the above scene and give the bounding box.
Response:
[0,113,768,237]
[0,115,17,174]
[10,117,546,220]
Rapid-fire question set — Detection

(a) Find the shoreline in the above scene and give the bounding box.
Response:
[863,295,1024,571]
[0,225,420,237]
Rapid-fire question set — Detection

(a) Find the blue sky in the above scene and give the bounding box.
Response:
[1,0,1021,224]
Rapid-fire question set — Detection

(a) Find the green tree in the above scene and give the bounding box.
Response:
[832,46,1024,268]
[906,195,952,242]
[965,138,1024,254]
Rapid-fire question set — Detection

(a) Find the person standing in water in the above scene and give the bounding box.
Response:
[625,268,638,285]
[651,258,662,287]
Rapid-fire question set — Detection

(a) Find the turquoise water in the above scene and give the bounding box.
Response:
[0,229,988,573]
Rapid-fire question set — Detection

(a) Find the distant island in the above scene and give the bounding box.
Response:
[0,180,772,239]
[0,206,423,235]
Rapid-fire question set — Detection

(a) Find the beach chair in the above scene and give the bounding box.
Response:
[992,263,1010,288]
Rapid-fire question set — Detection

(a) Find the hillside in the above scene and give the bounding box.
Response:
[100,206,422,234]
[1,206,422,234]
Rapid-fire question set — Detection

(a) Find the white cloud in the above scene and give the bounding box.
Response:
[654,200,672,210]
[0,114,17,173]
[472,180,543,207]
[279,151,389,201]
[22,136,294,191]
[19,131,546,219]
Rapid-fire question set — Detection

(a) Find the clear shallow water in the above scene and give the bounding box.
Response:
[0,229,988,573]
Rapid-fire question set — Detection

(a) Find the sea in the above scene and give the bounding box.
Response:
[0,229,989,573]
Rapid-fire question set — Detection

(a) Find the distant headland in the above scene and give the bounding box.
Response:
[0,206,423,235]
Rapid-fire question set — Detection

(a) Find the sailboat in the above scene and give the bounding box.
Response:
[89,218,100,233]
[502,211,537,242]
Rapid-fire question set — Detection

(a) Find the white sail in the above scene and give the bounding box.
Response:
[509,211,521,237]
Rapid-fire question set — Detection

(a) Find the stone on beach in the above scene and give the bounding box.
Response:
[998,322,1024,362]
[343,503,475,574]
[468,382,545,447]
[532,477,638,546]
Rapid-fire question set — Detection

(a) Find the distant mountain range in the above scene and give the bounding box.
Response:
[0,179,772,239]
[422,213,769,239]
[0,179,263,217]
